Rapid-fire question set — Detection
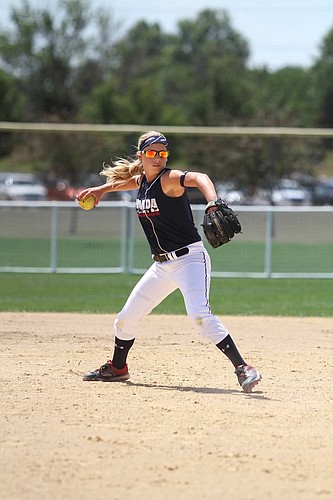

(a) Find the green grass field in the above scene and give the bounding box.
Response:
[0,273,331,317]
[1,237,333,273]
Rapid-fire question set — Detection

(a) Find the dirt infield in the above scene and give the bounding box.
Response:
[1,313,332,500]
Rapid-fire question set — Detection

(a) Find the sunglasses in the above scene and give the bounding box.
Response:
[142,150,170,159]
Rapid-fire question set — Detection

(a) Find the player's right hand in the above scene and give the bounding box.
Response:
[77,187,103,205]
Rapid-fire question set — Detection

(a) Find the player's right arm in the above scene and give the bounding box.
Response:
[77,176,140,205]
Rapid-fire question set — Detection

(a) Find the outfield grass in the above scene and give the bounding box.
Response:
[0,273,331,317]
[1,237,333,274]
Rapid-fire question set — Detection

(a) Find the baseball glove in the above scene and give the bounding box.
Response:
[202,198,242,248]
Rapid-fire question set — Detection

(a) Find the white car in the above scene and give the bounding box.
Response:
[0,172,47,201]
[271,179,311,206]
[216,182,247,204]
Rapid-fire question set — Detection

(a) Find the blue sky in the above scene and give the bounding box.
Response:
[0,0,332,70]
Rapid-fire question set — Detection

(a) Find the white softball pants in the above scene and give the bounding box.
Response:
[114,241,229,345]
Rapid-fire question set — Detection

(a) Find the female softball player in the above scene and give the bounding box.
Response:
[77,131,261,392]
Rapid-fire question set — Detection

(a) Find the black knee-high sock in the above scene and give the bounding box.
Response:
[216,334,245,368]
[112,337,135,369]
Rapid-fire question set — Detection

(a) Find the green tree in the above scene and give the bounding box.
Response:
[249,66,318,127]
[1,1,330,186]
[0,0,117,121]
[81,10,252,128]
[161,9,251,126]
[0,0,119,182]
[80,21,178,125]
[0,69,24,121]
[154,9,258,183]
[313,28,333,128]
[0,69,25,155]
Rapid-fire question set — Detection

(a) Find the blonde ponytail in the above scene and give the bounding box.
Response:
[100,130,166,186]
[100,158,143,185]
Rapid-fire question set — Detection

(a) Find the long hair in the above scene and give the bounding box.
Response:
[100,130,163,185]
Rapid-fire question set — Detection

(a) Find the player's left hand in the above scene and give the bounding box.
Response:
[202,198,242,248]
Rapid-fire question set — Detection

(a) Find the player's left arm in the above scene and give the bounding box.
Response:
[164,170,218,209]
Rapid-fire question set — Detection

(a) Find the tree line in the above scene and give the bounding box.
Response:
[0,0,332,189]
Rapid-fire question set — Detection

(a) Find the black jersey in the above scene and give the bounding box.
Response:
[136,168,201,254]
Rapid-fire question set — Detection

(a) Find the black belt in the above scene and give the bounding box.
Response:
[153,247,189,262]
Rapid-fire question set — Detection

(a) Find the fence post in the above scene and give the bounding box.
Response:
[264,208,273,277]
[127,204,136,273]
[50,204,58,273]
[120,203,128,272]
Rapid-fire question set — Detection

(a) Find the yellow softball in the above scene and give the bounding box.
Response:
[79,195,95,210]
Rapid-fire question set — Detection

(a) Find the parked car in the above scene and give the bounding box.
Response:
[0,172,47,201]
[311,179,333,206]
[45,174,132,202]
[271,179,311,206]
[216,182,247,205]
[46,178,80,201]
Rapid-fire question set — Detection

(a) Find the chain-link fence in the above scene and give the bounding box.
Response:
[1,201,332,278]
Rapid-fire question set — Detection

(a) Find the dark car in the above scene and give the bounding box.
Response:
[46,178,81,201]
[312,179,333,206]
